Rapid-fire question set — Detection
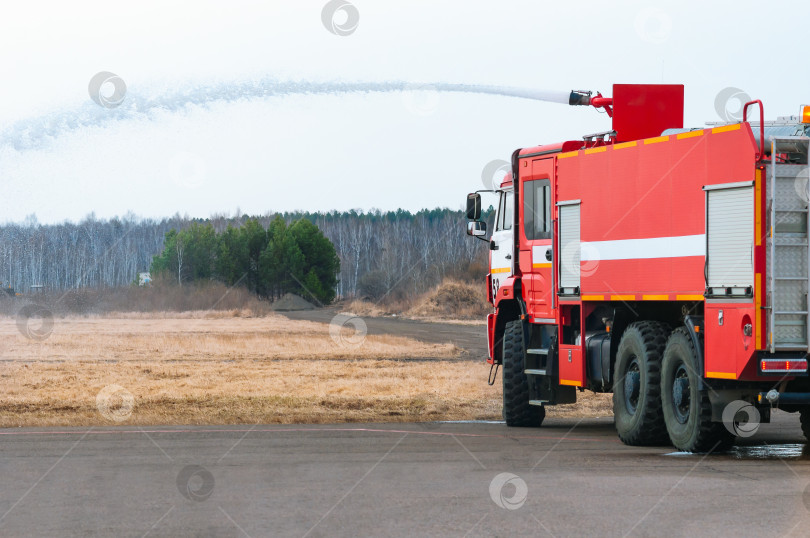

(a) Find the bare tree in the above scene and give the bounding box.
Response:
[175,235,185,286]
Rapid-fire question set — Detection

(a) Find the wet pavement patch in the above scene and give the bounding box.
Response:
[663,443,810,459]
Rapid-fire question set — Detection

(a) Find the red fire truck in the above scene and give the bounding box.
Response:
[466,84,810,452]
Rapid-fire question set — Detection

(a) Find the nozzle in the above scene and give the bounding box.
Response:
[569,91,592,106]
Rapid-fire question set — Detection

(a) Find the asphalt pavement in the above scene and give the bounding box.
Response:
[2,414,810,537]
[278,309,488,359]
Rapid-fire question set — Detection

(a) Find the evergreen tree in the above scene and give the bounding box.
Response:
[215,225,249,286]
[150,229,181,283]
[180,222,216,281]
[259,217,305,299]
[242,219,269,294]
[288,219,339,303]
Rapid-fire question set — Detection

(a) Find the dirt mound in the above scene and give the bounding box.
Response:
[407,279,490,320]
[271,293,316,311]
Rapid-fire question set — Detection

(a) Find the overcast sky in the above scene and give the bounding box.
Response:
[1,0,808,224]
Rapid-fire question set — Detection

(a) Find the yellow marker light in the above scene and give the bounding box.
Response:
[802,105,810,123]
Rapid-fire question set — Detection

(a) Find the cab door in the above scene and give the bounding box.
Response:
[490,189,514,299]
[520,158,554,321]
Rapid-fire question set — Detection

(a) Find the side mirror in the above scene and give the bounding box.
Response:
[466,193,482,220]
[467,221,487,239]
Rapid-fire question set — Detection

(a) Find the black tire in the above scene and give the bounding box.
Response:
[612,321,671,445]
[502,320,545,427]
[661,328,734,453]
[799,408,810,441]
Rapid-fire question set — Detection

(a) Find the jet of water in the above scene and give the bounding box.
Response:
[1,78,577,151]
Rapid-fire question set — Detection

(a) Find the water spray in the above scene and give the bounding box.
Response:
[1,79,612,151]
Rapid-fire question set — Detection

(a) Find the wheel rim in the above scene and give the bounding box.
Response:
[623,358,641,415]
[672,363,691,424]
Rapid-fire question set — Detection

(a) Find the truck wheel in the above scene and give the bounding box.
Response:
[502,320,545,427]
[612,321,670,445]
[661,328,734,453]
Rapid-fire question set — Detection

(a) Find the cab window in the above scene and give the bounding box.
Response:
[523,179,551,240]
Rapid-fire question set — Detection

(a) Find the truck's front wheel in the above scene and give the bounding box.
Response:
[661,328,734,452]
[502,320,545,427]
[613,321,670,445]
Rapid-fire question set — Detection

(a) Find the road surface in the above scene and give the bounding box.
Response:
[279,308,488,359]
[1,415,810,537]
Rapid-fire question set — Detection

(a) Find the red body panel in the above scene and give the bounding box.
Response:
[703,302,784,382]
[556,125,758,298]
[704,303,756,379]
[494,276,518,306]
[611,84,684,142]
[558,344,585,386]
[581,258,704,296]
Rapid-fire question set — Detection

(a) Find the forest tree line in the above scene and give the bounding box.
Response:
[150,217,339,303]
[0,208,492,301]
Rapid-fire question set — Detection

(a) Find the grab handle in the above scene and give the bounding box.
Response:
[743,100,765,160]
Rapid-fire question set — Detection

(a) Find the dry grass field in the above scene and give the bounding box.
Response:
[0,312,483,427]
[0,310,612,427]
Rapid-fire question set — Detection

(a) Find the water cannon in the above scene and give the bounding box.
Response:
[569,84,684,142]
[568,90,613,117]
[478,84,684,142]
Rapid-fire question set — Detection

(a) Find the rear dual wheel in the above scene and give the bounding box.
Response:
[661,328,734,453]
[613,321,671,445]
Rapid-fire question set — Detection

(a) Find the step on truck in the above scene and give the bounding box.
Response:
[465,84,810,452]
